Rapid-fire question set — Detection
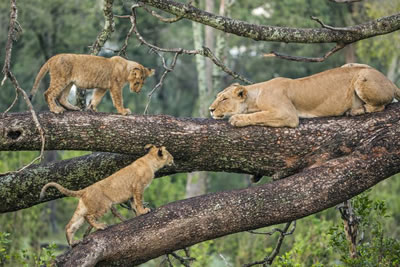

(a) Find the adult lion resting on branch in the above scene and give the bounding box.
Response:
[209,64,400,127]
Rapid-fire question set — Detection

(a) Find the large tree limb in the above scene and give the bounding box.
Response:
[137,0,400,44]
[1,104,400,213]
[55,130,400,266]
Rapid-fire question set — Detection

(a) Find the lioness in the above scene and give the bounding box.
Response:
[29,54,155,115]
[209,64,400,127]
[40,144,174,247]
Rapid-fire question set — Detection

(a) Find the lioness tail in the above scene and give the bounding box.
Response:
[40,182,82,200]
[29,61,50,101]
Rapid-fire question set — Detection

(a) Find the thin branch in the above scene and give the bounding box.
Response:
[1,0,45,174]
[328,0,362,3]
[244,221,296,267]
[264,43,346,62]
[169,250,196,267]
[144,51,181,114]
[311,16,358,32]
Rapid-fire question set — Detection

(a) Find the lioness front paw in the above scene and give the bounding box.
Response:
[229,115,248,127]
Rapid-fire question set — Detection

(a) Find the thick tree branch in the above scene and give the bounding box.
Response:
[54,133,400,266]
[1,104,400,212]
[138,0,400,44]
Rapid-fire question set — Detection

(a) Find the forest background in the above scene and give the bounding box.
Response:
[0,0,400,266]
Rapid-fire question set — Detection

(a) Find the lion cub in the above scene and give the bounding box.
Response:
[40,144,174,247]
[29,54,155,115]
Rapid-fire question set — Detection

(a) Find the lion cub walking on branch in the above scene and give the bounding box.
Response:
[40,144,174,247]
[209,63,400,127]
[30,54,155,115]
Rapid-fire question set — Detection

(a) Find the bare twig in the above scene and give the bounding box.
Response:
[311,16,358,32]
[264,43,346,62]
[244,221,296,267]
[115,2,252,113]
[169,250,196,267]
[143,51,181,114]
[1,0,45,174]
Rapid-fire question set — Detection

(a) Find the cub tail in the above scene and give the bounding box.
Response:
[29,61,50,101]
[40,182,82,200]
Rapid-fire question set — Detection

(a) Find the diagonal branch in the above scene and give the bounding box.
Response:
[54,136,400,266]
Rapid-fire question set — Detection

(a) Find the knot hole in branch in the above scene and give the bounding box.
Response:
[6,128,23,140]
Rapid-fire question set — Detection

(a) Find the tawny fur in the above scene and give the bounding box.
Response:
[209,64,400,127]
[40,145,173,247]
[30,54,155,115]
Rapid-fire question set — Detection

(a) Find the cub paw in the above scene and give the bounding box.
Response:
[119,108,131,116]
[50,106,66,114]
[229,115,247,127]
[96,224,108,231]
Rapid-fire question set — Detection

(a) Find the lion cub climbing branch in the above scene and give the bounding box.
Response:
[40,144,174,247]
[30,54,155,115]
[209,64,400,127]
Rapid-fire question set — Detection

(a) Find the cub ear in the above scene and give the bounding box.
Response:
[146,68,155,77]
[144,144,155,152]
[234,85,247,99]
[158,148,163,157]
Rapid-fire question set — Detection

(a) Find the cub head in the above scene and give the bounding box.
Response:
[128,66,155,93]
[144,144,174,167]
[209,83,248,119]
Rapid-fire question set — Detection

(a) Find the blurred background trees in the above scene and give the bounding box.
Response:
[1,0,399,266]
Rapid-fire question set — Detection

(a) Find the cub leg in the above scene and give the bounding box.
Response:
[131,187,150,215]
[110,206,126,222]
[44,80,68,114]
[353,69,397,114]
[88,88,107,111]
[109,86,131,115]
[58,83,81,111]
[65,201,87,247]
[85,214,107,230]
[229,108,299,128]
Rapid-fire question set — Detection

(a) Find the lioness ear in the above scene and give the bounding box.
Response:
[144,144,155,152]
[234,85,247,99]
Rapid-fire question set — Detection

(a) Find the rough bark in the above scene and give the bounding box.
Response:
[1,103,400,213]
[138,0,400,43]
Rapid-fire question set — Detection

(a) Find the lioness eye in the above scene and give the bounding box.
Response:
[222,98,227,102]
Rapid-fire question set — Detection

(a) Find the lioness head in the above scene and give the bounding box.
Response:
[128,67,155,93]
[209,83,248,119]
[144,144,174,167]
